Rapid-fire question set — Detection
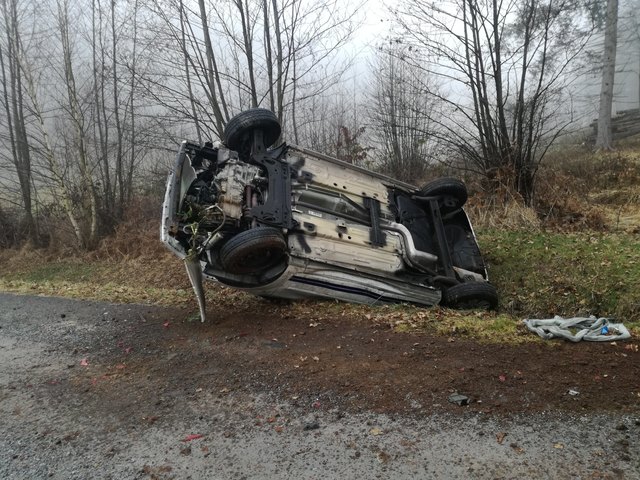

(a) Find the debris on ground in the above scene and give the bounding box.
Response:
[510,443,525,454]
[523,316,631,342]
[181,434,203,442]
[301,414,319,431]
[376,450,391,463]
[448,394,470,406]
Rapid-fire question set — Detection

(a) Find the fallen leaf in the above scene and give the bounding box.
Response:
[163,321,170,329]
[274,426,284,433]
[499,375,506,382]
[510,443,525,454]
[553,443,564,449]
[376,450,391,463]
[182,434,204,442]
[624,344,638,352]
[369,427,383,436]
[80,358,89,367]
[124,347,132,354]
[496,432,507,444]
[312,356,320,362]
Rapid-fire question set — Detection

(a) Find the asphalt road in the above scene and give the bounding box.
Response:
[0,293,638,479]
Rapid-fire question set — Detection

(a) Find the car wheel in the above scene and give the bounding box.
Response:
[442,282,498,310]
[220,227,287,275]
[417,177,468,213]
[223,108,282,151]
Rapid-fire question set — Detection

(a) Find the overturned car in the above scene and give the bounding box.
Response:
[161,109,498,321]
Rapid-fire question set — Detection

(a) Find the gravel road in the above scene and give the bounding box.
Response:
[1,293,638,479]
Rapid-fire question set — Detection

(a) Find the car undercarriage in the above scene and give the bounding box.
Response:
[161,109,498,321]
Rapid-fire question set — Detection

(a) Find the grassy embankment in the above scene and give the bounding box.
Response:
[1,144,639,343]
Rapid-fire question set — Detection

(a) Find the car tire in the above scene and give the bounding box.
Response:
[417,177,468,213]
[220,227,287,275]
[442,282,498,310]
[223,108,282,151]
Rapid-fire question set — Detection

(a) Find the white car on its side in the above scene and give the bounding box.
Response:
[161,108,498,321]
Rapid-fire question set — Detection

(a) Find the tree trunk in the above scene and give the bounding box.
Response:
[93,0,112,220]
[198,0,227,136]
[1,0,37,244]
[595,0,619,150]
[235,0,258,107]
[262,0,275,112]
[59,0,99,248]
[111,0,124,218]
[180,0,203,143]
[271,0,284,123]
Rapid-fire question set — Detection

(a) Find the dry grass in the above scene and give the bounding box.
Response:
[466,195,542,231]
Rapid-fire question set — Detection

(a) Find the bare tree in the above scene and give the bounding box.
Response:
[0,0,362,250]
[146,0,359,141]
[3,0,155,248]
[0,0,37,244]
[396,0,598,205]
[595,0,619,150]
[367,43,437,183]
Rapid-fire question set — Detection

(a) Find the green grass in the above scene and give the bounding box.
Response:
[480,229,640,328]
[18,263,99,283]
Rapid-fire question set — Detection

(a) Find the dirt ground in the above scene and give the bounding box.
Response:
[72,296,639,417]
[1,293,639,479]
